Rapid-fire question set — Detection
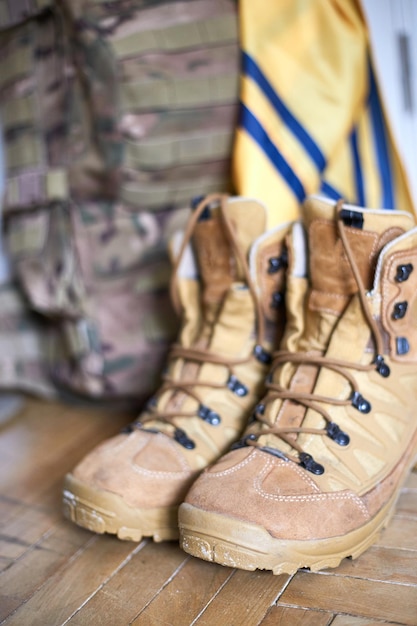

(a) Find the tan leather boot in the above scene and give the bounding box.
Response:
[63,194,292,541]
[179,195,417,573]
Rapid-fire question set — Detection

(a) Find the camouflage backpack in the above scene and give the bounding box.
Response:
[0,0,239,403]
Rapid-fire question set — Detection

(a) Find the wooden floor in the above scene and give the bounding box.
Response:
[0,398,416,626]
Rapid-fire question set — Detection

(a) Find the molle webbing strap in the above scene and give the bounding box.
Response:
[5,133,40,170]
[112,14,238,58]
[120,173,231,210]
[63,318,101,359]
[0,46,31,88]
[6,207,48,256]
[5,169,68,211]
[2,95,36,128]
[125,127,234,169]
[120,73,239,114]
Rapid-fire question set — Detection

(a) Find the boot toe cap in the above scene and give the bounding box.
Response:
[72,430,197,509]
[184,448,370,541]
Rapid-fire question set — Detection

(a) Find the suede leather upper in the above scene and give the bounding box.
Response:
[70,196,291,514]
[183,197,417,543]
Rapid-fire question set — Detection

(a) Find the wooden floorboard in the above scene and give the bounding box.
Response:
[0,399,416,626]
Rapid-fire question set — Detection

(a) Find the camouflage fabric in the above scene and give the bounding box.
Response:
[0,5,120,209]
[0,0,52,30]
[59,0,239,209]
[0,282,56,397]
[0,0,239,401]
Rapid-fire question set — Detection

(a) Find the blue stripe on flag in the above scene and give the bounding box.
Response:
[240,103,306,202]
[320,181,343,200]
[368,61,394,209]
[242,51,327,172]
[350,127,365,206]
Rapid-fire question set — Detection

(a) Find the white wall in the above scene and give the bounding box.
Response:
[0,124,10,283]
[363,0,417,206]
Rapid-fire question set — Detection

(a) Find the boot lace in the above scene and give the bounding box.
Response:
[126,193,275,449]
[235,199,390,474]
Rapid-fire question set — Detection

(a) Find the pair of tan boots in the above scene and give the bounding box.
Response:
[63,194,417,575]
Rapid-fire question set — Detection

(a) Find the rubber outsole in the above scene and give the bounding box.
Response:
[178,488,400,575]
[63,474,179,542]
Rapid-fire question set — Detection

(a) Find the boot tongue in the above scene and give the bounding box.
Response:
[302,196,414,350]
[192,198,267,315]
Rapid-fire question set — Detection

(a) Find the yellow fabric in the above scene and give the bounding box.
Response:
[234,0,415,227]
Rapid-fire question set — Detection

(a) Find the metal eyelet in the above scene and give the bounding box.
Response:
[326,422,350,446]
[248,403,265,424]
[198,404,221,425]
[227,375,248,397]
[271,291,285,309]
[351,391,371,413]
[392,301,408,320]
[268,251,288,274]
[174,428,195,449]
[253,345,272,364]
[374,355,390,377]
[299,452,325,475]
[395,263,413,282]
[396,337,410,355]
